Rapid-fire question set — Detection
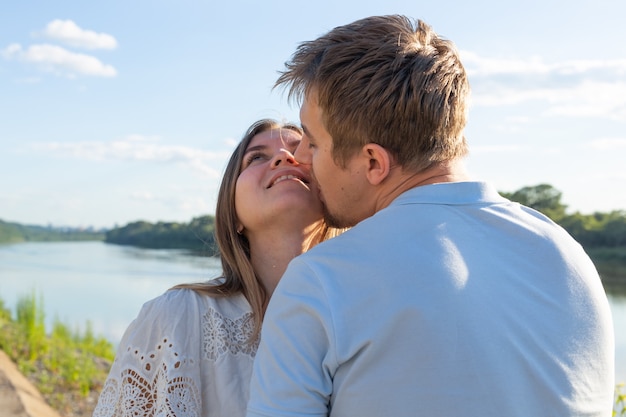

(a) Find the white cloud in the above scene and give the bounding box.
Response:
[485,116,532,134]
[462,52,550,76]
[471,87,557,106]
[461,51,626,77]
[462,51,626,120]
[471,80,626,121]
[130,191,156,201]
[39,19,117,50]
[29,136,232,177]
[584,138,626,151]
[129,191,212,215]
[1,43,21,57]
[471,144,525,153]
[223,137,239,147]
[2,43,117,78]
[543,81,626,120]
[504,116,531,124]
[126,134,161,142]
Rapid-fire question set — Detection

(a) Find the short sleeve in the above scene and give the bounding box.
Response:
[93,289,204,417]
[246,258,336,417]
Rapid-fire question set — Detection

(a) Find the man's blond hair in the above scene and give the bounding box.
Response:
[276,15,470,172]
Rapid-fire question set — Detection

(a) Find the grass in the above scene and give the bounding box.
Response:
[616,383,626,416]
[0,292,115,416]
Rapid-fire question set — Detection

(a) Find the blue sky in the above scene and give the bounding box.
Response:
[1,0,625,229]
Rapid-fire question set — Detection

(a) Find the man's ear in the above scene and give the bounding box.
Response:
[361,143,391,185]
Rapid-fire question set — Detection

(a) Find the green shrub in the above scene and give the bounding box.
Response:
[0,292,115,414]
[616,383,626,416]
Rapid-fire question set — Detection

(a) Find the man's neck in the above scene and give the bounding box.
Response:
[375,159,470,212]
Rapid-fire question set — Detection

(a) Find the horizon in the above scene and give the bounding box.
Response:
[2,179,623,232]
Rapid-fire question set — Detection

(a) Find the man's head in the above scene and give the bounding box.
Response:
[277,15,469,171]
[280,15,471,227]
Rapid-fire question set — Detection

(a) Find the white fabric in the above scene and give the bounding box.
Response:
[247,181,615,417]
[94,286,258,417]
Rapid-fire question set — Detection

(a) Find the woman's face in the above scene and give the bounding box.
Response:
[234,127,324,235]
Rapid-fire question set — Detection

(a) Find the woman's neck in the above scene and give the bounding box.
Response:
[247,220,323,297]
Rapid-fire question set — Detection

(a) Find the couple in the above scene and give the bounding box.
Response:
[94,15,614,417]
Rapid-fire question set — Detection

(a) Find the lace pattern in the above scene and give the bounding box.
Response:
[94,304,258,417]
[203,308,259,360]
[94,339,201,417]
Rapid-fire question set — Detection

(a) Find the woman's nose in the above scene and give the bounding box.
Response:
[272,149,298,167]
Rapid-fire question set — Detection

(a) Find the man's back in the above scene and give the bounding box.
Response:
[247,182,614,417]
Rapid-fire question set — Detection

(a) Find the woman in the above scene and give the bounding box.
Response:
[93,119,340,417]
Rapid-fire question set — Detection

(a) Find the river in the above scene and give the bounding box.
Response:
[1,241,624,384]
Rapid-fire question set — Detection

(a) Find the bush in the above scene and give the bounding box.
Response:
[0,292,115,414]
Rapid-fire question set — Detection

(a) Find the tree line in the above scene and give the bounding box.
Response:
[0,220,104,244]
[103,183,626,287]
[2,184,625,285]
[104,215,217,254]
[500,184,626,248]
[2,184,625,252]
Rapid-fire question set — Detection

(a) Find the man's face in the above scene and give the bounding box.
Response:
[295,93,369,228]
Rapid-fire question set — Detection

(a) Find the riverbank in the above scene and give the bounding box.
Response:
[0,348,105,417]
[0,292,114,417]
[0,350,62,417]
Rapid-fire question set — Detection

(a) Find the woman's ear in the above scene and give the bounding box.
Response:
[361,143,391,185]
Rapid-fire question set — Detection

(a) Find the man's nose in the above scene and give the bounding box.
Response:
[294,138,312,164]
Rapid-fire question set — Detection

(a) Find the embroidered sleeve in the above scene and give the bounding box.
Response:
[93,291,203,417]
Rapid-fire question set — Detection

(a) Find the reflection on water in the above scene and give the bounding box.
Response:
[0,240,624,383]
[608,292,626,384]
[118,245,218,270]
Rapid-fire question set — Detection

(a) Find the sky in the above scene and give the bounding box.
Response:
[1,0,625,230]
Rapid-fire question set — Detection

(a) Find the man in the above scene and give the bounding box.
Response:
[246,15,614,416]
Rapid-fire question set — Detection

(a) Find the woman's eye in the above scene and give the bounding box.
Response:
[244,152,266,166]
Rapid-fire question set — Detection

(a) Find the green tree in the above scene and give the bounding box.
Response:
[105,215,216,253]
[0,219,104,244]
[501,183,567,221]
[603,211,626,246]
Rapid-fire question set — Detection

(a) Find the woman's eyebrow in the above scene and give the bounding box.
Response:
[243,144,268,155]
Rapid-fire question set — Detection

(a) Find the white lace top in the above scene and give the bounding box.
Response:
[93,285,258,417]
